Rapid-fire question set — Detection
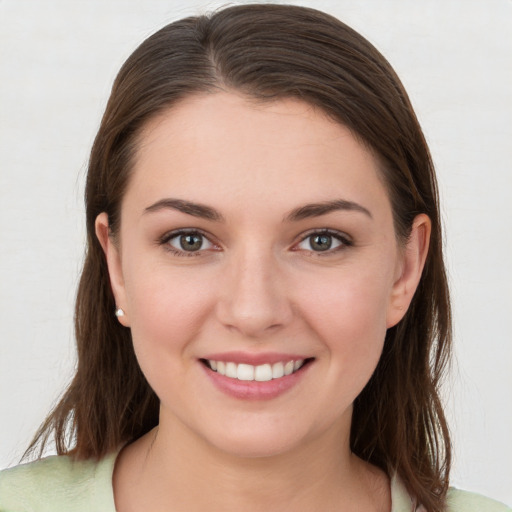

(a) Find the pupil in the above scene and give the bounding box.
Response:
[180,234,202,251]
[312,234,331,251]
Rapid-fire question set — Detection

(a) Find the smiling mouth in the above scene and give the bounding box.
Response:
[201,358,313,382]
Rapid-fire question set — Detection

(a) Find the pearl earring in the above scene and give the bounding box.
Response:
[115,308,125,318]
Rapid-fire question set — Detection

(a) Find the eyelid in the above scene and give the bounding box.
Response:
[157,227,352,256]
[159,228,220,255]
[292,228,353,253]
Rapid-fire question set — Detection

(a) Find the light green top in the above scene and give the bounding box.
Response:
[0,452,510,511]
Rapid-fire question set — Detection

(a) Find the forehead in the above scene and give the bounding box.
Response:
[124,92,391,221]
[136,92,346,165]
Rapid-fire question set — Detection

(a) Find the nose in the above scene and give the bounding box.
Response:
[215,248,293,338]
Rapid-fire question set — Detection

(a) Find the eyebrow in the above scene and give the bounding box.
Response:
[143,197,372,222]
[144,198,224,221]
[285,199,372,221]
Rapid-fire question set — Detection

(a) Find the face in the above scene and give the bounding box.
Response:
[97,92,428,458]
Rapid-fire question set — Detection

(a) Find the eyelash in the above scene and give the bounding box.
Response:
[294,229,353,256]
[158,228,353,257]
[159,229,217,257]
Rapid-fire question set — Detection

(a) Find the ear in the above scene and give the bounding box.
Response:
[386,214,431,328]
[95,212,130,327]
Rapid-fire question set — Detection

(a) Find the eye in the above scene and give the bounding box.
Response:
[296,230,351,253]
[163,230,215,254]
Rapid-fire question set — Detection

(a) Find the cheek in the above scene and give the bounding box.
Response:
[296,263,393,379]
[301,263,392,335]
[122,262,216,379]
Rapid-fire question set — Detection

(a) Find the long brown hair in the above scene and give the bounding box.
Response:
[26,5,452,511]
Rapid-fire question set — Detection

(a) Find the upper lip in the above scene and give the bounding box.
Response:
[201,351,311,366]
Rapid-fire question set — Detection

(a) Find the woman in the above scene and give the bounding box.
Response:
[0,4,509,512]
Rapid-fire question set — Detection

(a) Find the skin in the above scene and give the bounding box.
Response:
[96,92,430,512]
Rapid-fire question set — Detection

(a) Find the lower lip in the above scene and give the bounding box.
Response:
[201,361,312,400]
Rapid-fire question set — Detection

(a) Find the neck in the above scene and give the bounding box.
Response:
[113,414,390,512]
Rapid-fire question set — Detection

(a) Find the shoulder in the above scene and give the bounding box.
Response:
[445,488,512,512]
[0,452,117,511]
[391,476,510,512]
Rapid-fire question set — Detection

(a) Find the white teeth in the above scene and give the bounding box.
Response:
[254,364,272,382]
[207,359,306,381]
[272,362,284,379]
[226,362,237,378]
[284,360,294,376]
[237,363,254,381]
